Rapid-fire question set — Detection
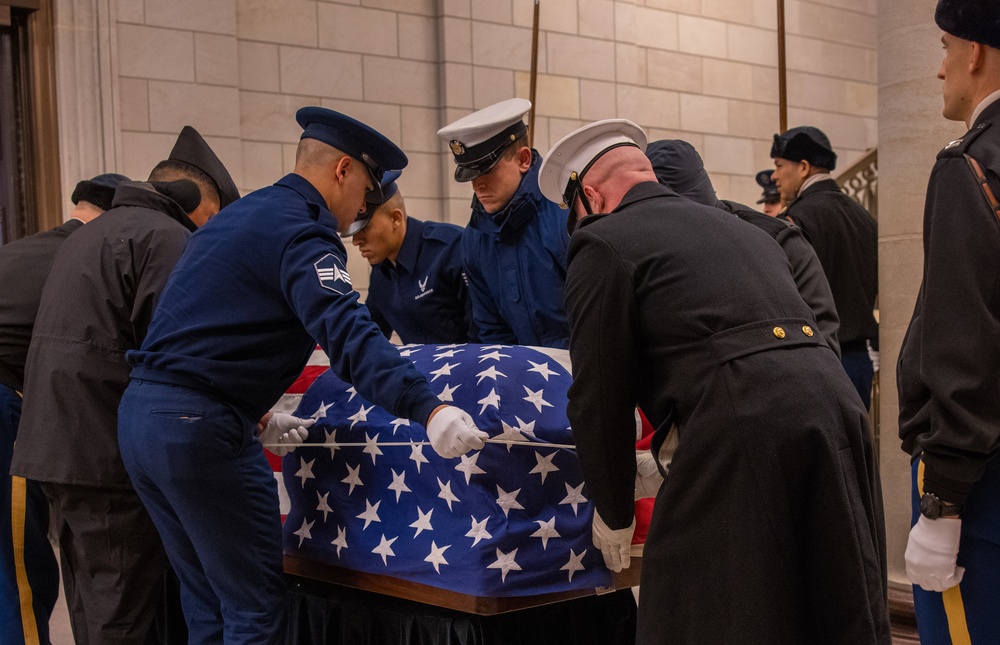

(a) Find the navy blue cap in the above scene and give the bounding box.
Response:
[168,126,240,208]
[341,170,402,238]
[644,139,717,207]
[755,169,780,204]
[296,106,408,182]
[936,0,1000,49]
[71,173,130,211]
[770,126,837,171]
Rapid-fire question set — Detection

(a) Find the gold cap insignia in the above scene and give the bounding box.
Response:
[449,140,466,156]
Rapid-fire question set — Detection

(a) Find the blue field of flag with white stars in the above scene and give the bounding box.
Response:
[281,343,613,597]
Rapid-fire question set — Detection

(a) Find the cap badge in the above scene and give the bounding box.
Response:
[449,140,466,156]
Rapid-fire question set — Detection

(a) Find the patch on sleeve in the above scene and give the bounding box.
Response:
[314,253,353,294]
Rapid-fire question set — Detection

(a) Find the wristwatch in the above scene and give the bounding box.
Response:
[919,492,963,519]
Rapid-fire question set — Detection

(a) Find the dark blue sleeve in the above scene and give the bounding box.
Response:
[461,228,517,344]
[279,229,441,425]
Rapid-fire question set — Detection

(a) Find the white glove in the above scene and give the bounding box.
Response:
[258,413,315,456]
[905,515,964,592]
[592,509,635,572]
[635,451,663,499]
[867,341,879,373]
[426,406,488,458]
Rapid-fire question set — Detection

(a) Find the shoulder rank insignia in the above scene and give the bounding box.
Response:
[944,138,964,150]
[314,253,353,295]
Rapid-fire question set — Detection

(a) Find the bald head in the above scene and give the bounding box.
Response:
[573,146,657,220]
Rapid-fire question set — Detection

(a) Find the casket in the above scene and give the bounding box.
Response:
[276,344,642,606]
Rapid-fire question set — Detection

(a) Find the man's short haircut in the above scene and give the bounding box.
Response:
[501,133,530,161]
[295,137,347,169]
[148,159,220,206]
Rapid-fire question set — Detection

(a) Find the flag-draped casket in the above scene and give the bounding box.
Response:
[277,343,624,598]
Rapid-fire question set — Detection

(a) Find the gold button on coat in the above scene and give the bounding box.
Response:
[773,326,786,339]
[802,326,814,337]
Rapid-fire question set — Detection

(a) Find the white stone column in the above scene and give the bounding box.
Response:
[876,0,966,589]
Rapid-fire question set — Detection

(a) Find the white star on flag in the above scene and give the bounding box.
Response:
[363,432,383,465]
[495,485,524,517]
[522,386,553,413]
[530,451,560,484]
[430,362,459,382]
[438,382,460,402]
[560,482,588,516]
[348,404,373,428]
[409,441,429,473]
[475,365,507,384]
[388,469,411,502]
[455,452,486,484]
[527,360,558,381]
[434,349,463,360]
[497,419,528,450]
[316,491,333,522]
[487,548,521,583]
[296,457,316,487]
[466,516,492,547]
[341,463,363,495]
[424,541,451,574]
[561,549,587,582]
[324,428,340,460]
[478,350,510,362]
[346,386,357,402]
[389,418,410,435]
[478,388,501,414]
[357,499,382,530]
[311,401,333,419]
[399,348,418,357]
[531,517,560,550]
[410,507,434,537]
[293,517,314,547]
[331,525,348,557]
[437,344,462,349]
[437,478,459,511]
[515,416,536,438]
[372,534,397,565]
[480,345,508,350]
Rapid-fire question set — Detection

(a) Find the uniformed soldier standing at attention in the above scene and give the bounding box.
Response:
[754,169,783,216]
[438,98,570,349]
[539,119,889,645]
[0,173,126,645]
[347,170,474,344]
[897,2,1000,642]
[118,107,486,644]
[771,125,879,408]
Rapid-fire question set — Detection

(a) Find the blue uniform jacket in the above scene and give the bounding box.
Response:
[128,174,442,425]
[366,217,473,345]
[462,151,570,348]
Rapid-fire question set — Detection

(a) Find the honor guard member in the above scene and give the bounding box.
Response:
[897,2,1000,642]
[645,139,840,355]
[118,107,486,644]
[0,173,127,645]
[771,126,879,407]
[11,125,237,645]
[755,169,783,216]
[540,119,889,645]
[347,170,474,344]
[438,98,570,348]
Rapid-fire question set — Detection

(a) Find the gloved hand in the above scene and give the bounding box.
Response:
[635,451,664,499]
[258,413,315,457]
[592,509,635,572]
[426,406,488,458]
[905,515,964,592]
[867,341,880,373]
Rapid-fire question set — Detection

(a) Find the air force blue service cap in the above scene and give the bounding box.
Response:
[341,170,402,238]
[296,106,408,185]
[168,126,241,208]
[437,98,531,182]
[770,126,837,171]
[755,169,781,204]
[936,0,1000,49]
[71,173,130,211]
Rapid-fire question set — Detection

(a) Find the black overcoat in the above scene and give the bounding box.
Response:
[564,181,889,644]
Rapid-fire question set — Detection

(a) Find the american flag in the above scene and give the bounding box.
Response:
[280,343,616,597]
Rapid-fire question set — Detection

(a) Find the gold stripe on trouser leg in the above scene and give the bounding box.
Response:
[11,475,40,645]
[917,459,973,645]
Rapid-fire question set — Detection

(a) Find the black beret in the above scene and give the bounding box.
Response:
[70,173,130,211]
[296,106,408,181]
[168,126,240,208]
[770,126,837,171]
[645,139,717,207]
[936,0,1000,49]
[755,169,780,204]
